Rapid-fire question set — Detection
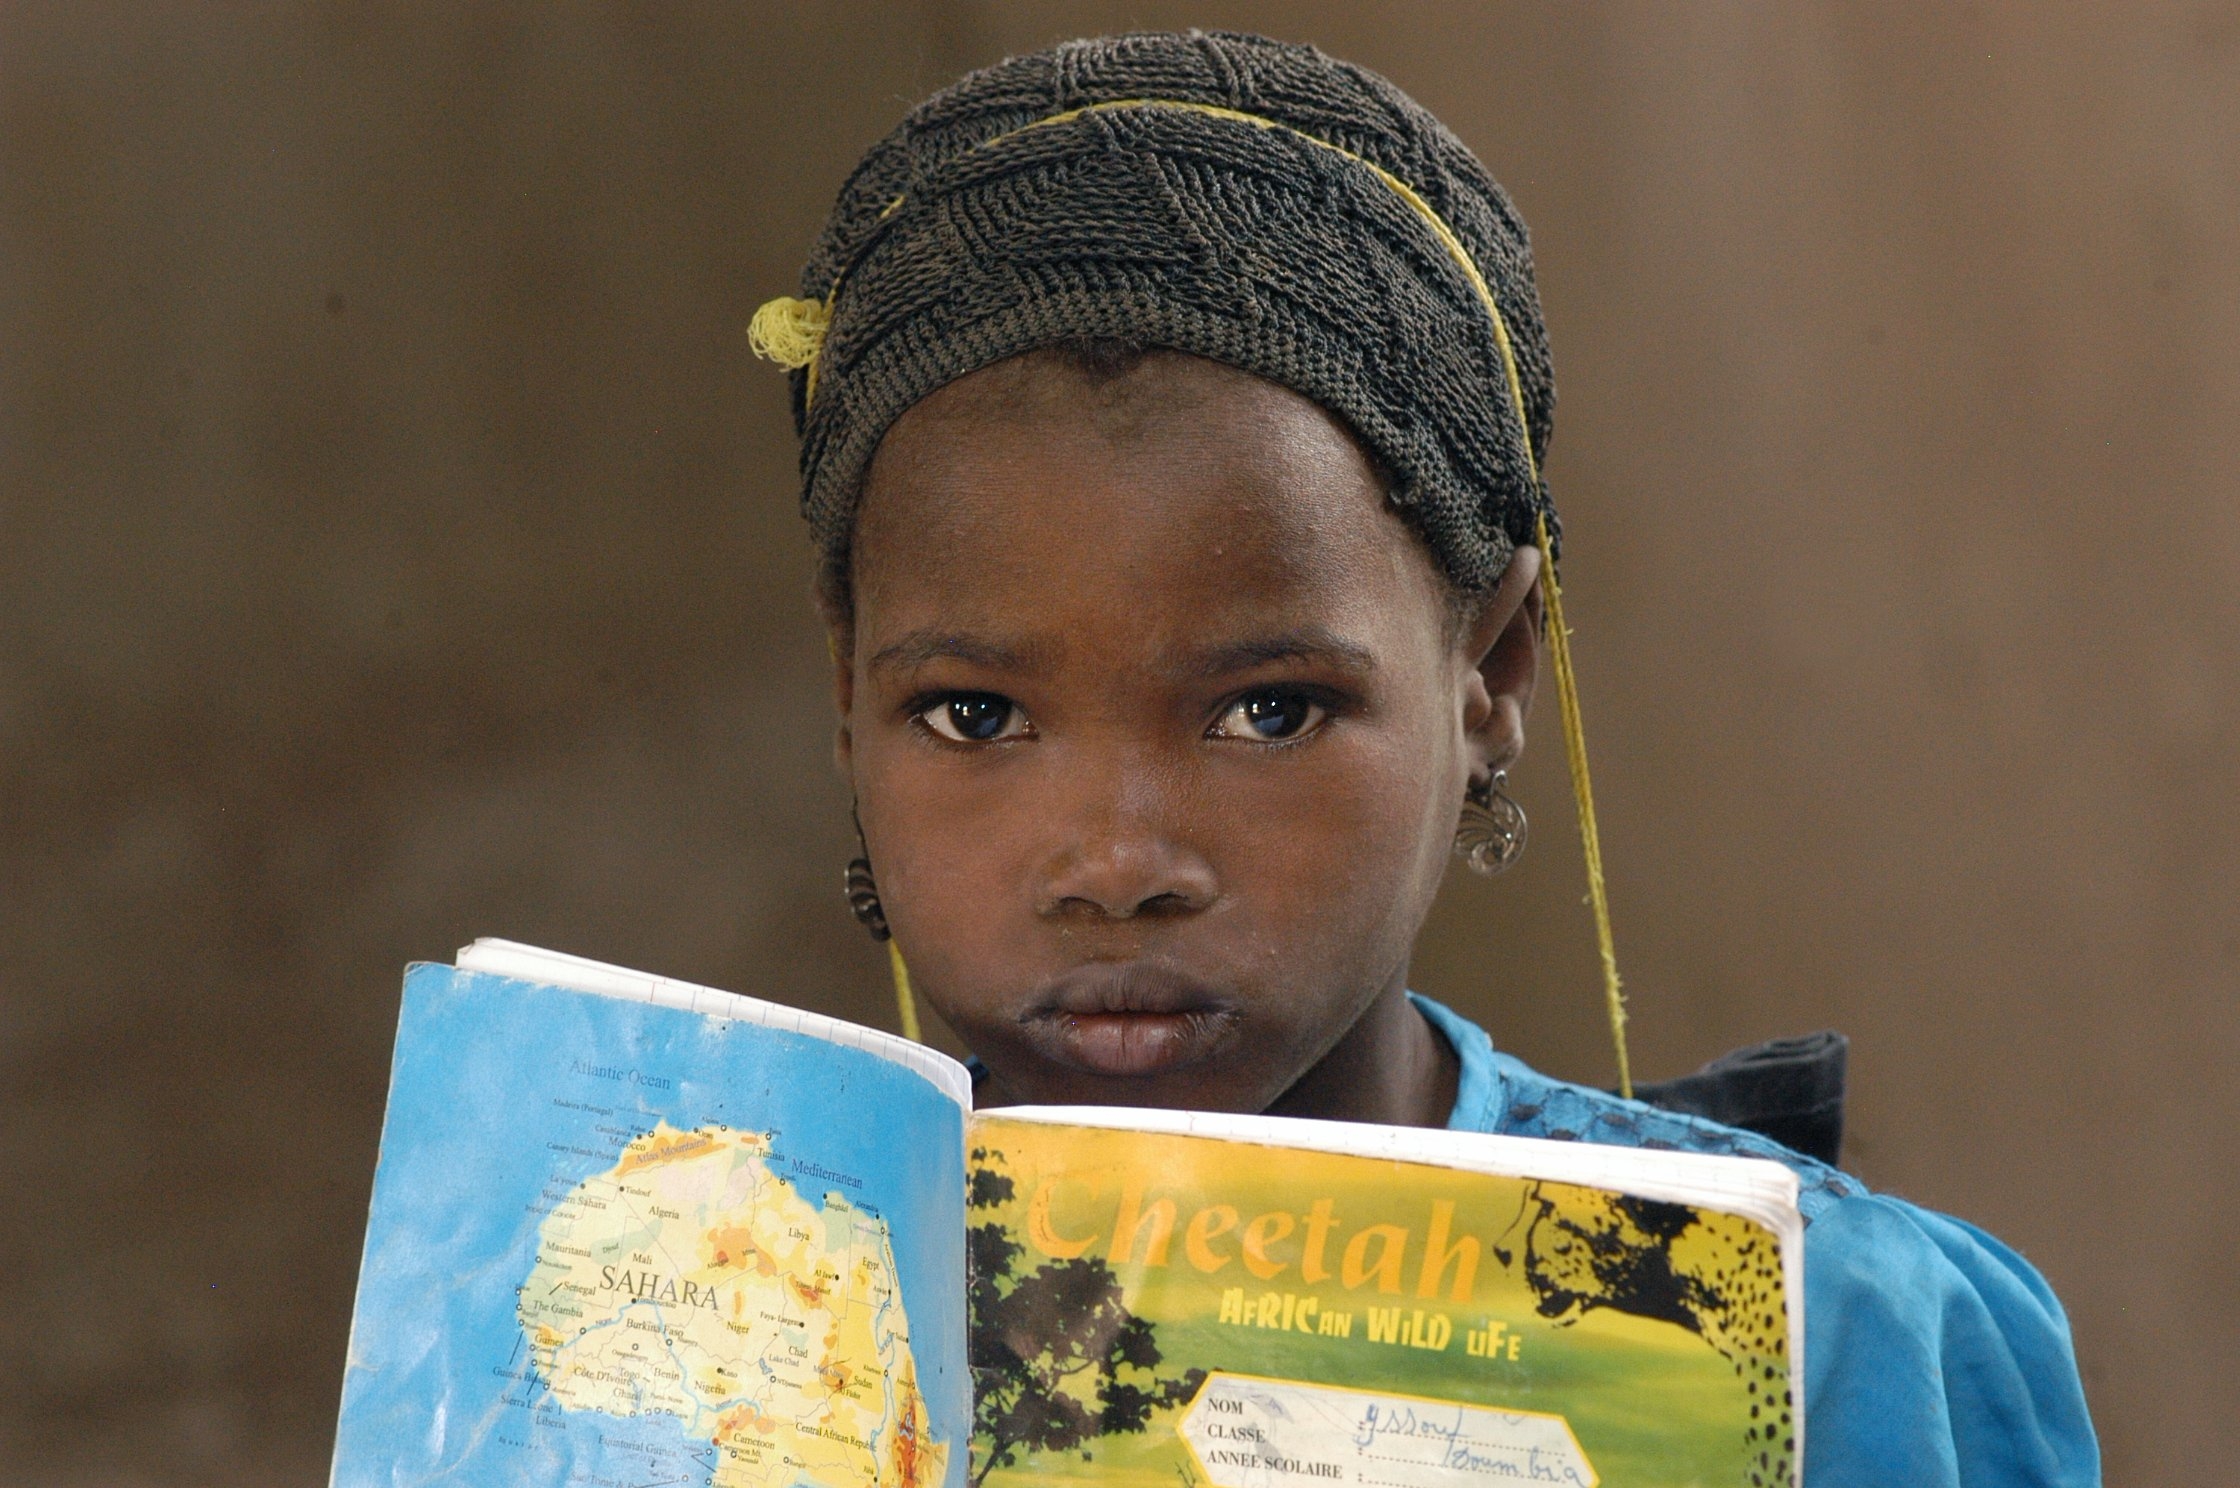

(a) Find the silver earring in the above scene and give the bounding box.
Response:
[1456,769,1527,875]
[844,806,891,942]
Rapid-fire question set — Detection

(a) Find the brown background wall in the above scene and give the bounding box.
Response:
[3,3,2234,1482]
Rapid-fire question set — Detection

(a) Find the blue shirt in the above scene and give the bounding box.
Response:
[1415,994,2100,1488]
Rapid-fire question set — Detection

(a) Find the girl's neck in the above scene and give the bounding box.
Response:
[1265,979,1459,1129]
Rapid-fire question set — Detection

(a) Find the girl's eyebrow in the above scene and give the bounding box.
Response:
[867,629,1049,674]
[1178,628,1377,679]
[866,626,1374,679]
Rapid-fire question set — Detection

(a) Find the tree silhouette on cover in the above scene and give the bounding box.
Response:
[967,1154,1205,1487]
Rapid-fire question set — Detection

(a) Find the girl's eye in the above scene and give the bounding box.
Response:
[1212,689,1329,742]
[919,694,1028,743]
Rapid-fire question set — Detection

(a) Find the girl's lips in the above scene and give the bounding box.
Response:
[1044,1009,1232,1077]
[1026,962,1240,1077]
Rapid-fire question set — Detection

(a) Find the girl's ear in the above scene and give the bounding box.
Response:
[1459,545,1543,778]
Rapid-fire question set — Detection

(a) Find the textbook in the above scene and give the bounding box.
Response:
[331,940,1805,1488]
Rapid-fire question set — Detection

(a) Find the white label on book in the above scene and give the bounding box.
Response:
[1177,1371,1597,1488]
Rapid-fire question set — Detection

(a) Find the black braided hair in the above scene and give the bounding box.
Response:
[776,30,1559,612]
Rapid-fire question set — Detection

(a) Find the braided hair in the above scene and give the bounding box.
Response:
[755,32,1634,1091]
[754,29,1561,616]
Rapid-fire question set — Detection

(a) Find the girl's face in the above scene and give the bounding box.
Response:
[835,350,1537,1120]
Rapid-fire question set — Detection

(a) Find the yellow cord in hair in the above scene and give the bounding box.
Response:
[1535,510,1630,1097]
[887,940,923,1043]
[763,96,1632,1091]
[748,295,832,403]
[747,295,827,367]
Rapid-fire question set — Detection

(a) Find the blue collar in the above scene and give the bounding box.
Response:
[1408,991,1507,1131]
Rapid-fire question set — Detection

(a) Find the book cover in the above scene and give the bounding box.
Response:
[967,1112,1796,1488]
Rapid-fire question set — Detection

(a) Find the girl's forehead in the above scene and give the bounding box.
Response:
[851,353,1445,627]
[871,347,1339,465]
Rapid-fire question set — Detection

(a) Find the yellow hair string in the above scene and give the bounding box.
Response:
[747,295,832,403]
[768,100,1629,1092]
[887,940,922,1044]
[1533,510,1630,1097]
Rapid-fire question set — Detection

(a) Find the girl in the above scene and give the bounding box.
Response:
[750,30,2097,1487]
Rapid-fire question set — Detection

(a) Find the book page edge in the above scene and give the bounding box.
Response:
[452,937,974,1112]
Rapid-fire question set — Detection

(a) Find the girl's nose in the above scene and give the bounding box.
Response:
[1033,770,1218,922]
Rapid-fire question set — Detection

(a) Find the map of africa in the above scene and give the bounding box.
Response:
[518,1122,945,1488]
[330,965,968,1488]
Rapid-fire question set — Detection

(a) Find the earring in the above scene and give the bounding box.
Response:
[1456,769,1528,876]
[844,808,891,942]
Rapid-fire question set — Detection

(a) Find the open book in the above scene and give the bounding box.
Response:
[331,941,1804,1488]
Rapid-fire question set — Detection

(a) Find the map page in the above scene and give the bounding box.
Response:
[332,963,968,1488]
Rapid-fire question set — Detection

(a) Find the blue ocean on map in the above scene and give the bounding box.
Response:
[330,965,969,1488]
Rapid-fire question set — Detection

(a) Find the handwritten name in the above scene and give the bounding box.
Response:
[1353,1404,1590,1483]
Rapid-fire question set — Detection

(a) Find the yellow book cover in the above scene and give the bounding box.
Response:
[965,1109,1802,1488]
